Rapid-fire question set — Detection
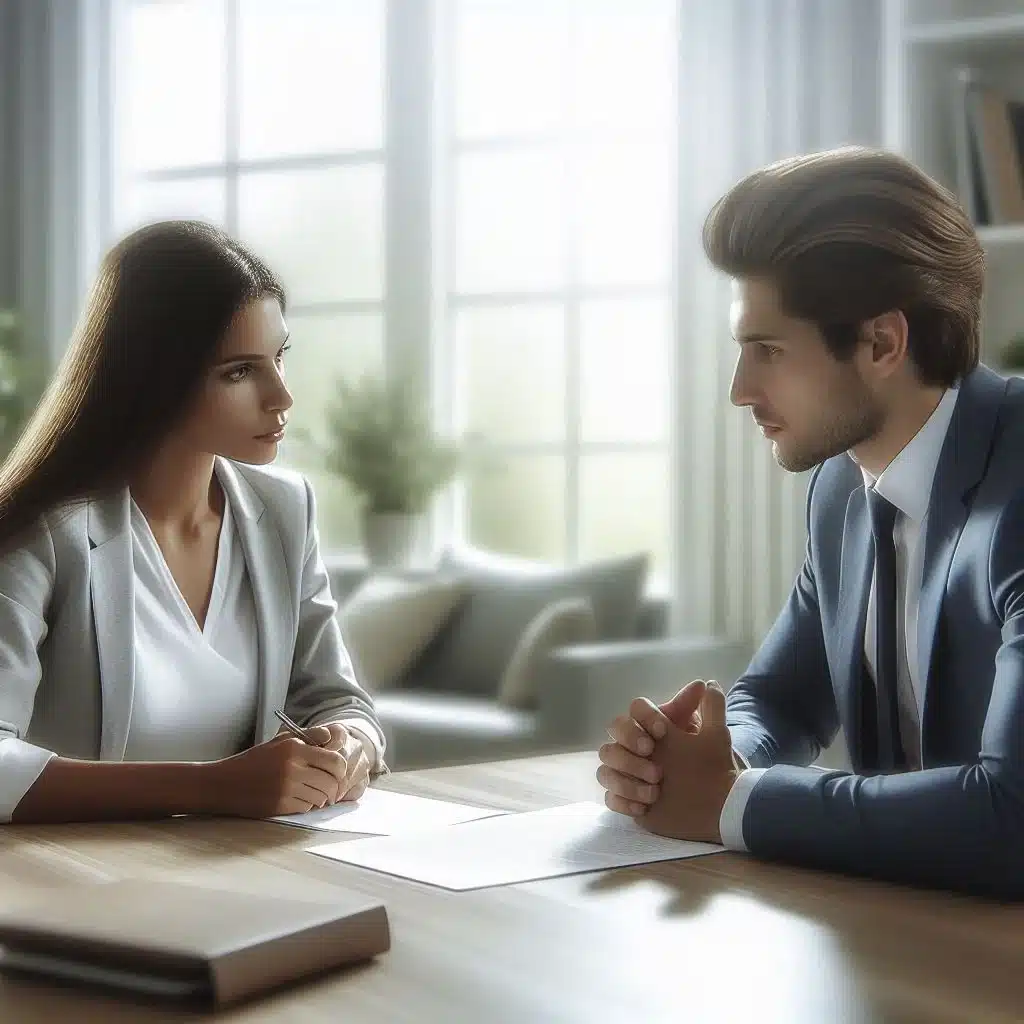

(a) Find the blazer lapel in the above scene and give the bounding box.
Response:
[917,366,1006,754]
[215,458,297,744]
[88,490,136,761]
[834,484,873,771]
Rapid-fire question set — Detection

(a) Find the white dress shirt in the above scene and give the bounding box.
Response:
[1,492,382,817]
[719,385,960,851]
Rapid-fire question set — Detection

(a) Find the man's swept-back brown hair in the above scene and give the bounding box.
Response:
[702,146,984,388]
[0,220,285,555]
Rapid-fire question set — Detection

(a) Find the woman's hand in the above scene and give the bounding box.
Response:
[316,722,373,803]
[208,730,350,818]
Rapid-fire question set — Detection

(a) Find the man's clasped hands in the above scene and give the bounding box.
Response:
[596,679,741,845]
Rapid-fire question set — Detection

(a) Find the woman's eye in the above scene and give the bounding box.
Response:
[275,343,291,363]
[225,365,251,383]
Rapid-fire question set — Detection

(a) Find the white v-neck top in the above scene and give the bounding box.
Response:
[124,495,259,761]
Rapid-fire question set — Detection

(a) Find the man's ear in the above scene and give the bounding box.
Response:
[864,310,909,377]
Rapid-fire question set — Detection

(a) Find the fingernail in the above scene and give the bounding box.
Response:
[646,766,661,784]
[651,718,667,739]
[638,736,654,755]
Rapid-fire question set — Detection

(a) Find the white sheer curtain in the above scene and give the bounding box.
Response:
[672,0,883,645]
[2,0,106,375]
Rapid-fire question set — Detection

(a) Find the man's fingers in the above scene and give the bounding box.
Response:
[596,764,660,806]
[606,713,657,755]
[598,742,662,785]
[700,681,727,730]
[659,679,707,728]
[628,697,671,741]
[604,791,648,818]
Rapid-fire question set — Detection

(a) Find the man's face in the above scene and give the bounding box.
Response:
[728,278,883,473]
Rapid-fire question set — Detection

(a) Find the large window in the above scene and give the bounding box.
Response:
[108,0,677,582]
[444,0,676,581]
[110,0,387,549]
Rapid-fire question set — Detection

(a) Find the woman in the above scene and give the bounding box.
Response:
[0,220,386,824]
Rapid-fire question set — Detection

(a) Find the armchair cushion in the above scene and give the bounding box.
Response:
[404,547,648,698]
[338,575,468,691]
[497,596,597,709]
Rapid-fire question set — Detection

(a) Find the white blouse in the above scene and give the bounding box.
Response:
[125,494,260,762]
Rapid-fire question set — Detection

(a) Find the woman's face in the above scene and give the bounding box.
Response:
[182,295,294,465]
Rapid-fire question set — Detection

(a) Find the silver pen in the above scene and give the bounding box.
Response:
[274,707,391,779]
[274,708,325,746]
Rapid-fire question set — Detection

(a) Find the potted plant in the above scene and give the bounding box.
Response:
[0,310,32,460]
[296,372,460,568]
[999,333,1024,376]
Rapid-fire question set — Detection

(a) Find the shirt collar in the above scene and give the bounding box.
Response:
[855,385,960,523]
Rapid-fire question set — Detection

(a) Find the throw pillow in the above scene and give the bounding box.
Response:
[405,546,649,698]
[497,596,598,710]
[338,575,468,692]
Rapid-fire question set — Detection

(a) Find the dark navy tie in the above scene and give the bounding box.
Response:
[865,487,905,772]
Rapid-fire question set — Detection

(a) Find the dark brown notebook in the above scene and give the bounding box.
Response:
[0,878,390,1007]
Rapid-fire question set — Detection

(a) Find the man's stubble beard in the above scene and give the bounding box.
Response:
[772,389,884,474]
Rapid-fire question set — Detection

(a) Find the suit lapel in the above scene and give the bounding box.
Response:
[88,490,136,760]
[916,366,1006,754]
[215,458,296,744]
[834,484,873,770]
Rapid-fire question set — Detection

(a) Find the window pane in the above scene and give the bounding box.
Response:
[581,299,670,443]
[280,312,384,438]
[465,455,565,562]
[455,152,566,293]
[579,453,670,581]
[576,143,673,287]
[284,448,363,551]
[238,0,384,159]
[455,0,569,141]
[113,176,227,236]
[572,0,676,137]
[238,164,384,305]
[116,0,226,172]
[277,312,384,551]
[455,306,565,443]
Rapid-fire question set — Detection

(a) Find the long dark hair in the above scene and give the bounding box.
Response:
[0,220,286,554]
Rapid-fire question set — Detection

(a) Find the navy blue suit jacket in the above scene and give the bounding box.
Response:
[726,364,1024,898]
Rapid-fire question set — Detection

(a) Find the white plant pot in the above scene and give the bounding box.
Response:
[361,511,420,569]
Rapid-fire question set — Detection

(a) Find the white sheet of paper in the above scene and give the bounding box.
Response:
[269,788,506,835]
[306,801,724,890]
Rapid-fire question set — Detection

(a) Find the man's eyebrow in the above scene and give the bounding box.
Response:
[734,332,783,345]
[215,333,290,366]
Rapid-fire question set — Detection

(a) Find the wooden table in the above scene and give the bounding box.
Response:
[0,751,1021,1023]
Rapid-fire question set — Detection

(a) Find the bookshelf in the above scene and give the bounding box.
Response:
[885,0,1024,367]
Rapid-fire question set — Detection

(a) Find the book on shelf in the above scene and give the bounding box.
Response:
[951,67,1024,228]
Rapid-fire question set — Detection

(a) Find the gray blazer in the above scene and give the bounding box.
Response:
[727,364,1024,898]
[0,457,384,763]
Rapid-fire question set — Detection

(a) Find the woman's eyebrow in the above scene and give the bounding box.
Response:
[215,333,290,366]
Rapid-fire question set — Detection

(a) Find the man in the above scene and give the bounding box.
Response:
[597,146,1024,899]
